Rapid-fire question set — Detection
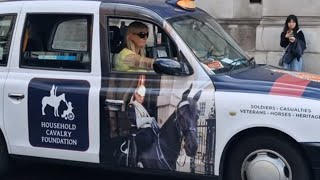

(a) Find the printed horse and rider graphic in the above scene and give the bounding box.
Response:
[41,85,75,120]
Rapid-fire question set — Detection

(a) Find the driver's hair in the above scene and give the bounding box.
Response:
[126,21,149,57]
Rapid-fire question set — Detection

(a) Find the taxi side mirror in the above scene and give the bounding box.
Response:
[153,58,193,76]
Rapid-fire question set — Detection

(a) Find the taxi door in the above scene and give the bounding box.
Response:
[3,1,101,163]
[0,7,19,140]
[99,5,215,173]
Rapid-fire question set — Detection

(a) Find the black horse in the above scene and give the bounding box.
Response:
[115,84,202,170]
[138,84,202,170]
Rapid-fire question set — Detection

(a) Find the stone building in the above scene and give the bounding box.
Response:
[197,0,320,74]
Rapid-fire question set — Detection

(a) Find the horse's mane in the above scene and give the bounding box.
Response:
[161,97,198,130]
[159,111,176,134]
[186,97,199,112]
[158,97,199,153]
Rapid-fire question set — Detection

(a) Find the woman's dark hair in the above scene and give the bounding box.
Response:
[283,14,299,33]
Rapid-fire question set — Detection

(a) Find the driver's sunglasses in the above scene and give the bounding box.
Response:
[135,32,149,39]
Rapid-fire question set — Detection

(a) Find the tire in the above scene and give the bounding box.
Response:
[0,134,9,177]
[224,134,311,180]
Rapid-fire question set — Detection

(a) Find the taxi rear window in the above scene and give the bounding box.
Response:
[20,14,92,72]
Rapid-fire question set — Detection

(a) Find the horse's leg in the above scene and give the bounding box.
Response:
[42,104,46,115]
[55,108,59,117]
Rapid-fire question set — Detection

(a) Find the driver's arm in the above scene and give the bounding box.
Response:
[124,54,154,70]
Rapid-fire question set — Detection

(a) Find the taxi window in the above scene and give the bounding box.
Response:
[0,15,16,66]
[107,18,177,73]
[20,14,92,71]
[52,19,88,51]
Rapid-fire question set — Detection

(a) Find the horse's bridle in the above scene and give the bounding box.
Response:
[174,100,197,139]
[155,99,198,171]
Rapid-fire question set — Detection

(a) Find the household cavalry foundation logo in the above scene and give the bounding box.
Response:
[41,84,75,120]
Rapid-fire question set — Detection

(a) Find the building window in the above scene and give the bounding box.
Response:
[250,0,261,3]
[199,102,206,116]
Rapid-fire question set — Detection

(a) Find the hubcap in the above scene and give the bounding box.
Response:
[241,149,292,180]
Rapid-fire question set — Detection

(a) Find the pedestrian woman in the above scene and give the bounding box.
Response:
[280,14,306,71]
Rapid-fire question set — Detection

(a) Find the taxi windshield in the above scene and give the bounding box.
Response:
[168,14,252,74]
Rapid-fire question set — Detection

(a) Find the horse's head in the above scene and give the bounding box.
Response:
[60,93,66,102]
[176,84,202,156]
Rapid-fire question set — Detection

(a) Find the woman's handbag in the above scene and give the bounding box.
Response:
[278,54,284,66]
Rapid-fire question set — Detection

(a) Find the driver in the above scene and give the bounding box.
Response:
[115,21,154,72]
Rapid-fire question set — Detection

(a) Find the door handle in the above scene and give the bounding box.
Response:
[8,93,25,100]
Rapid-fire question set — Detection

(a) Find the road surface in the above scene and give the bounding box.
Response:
[3,160,198,180]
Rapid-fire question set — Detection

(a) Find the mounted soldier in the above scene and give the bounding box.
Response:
[127,75,157,166]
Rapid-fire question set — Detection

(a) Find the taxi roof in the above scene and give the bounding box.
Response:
[2,0,206,19]
[102,0,206,19]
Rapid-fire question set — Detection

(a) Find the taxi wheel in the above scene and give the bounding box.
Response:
[0,134,9,177]
[224,134,311,180]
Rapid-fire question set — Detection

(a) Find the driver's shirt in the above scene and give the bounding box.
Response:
[114,48,147,72]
